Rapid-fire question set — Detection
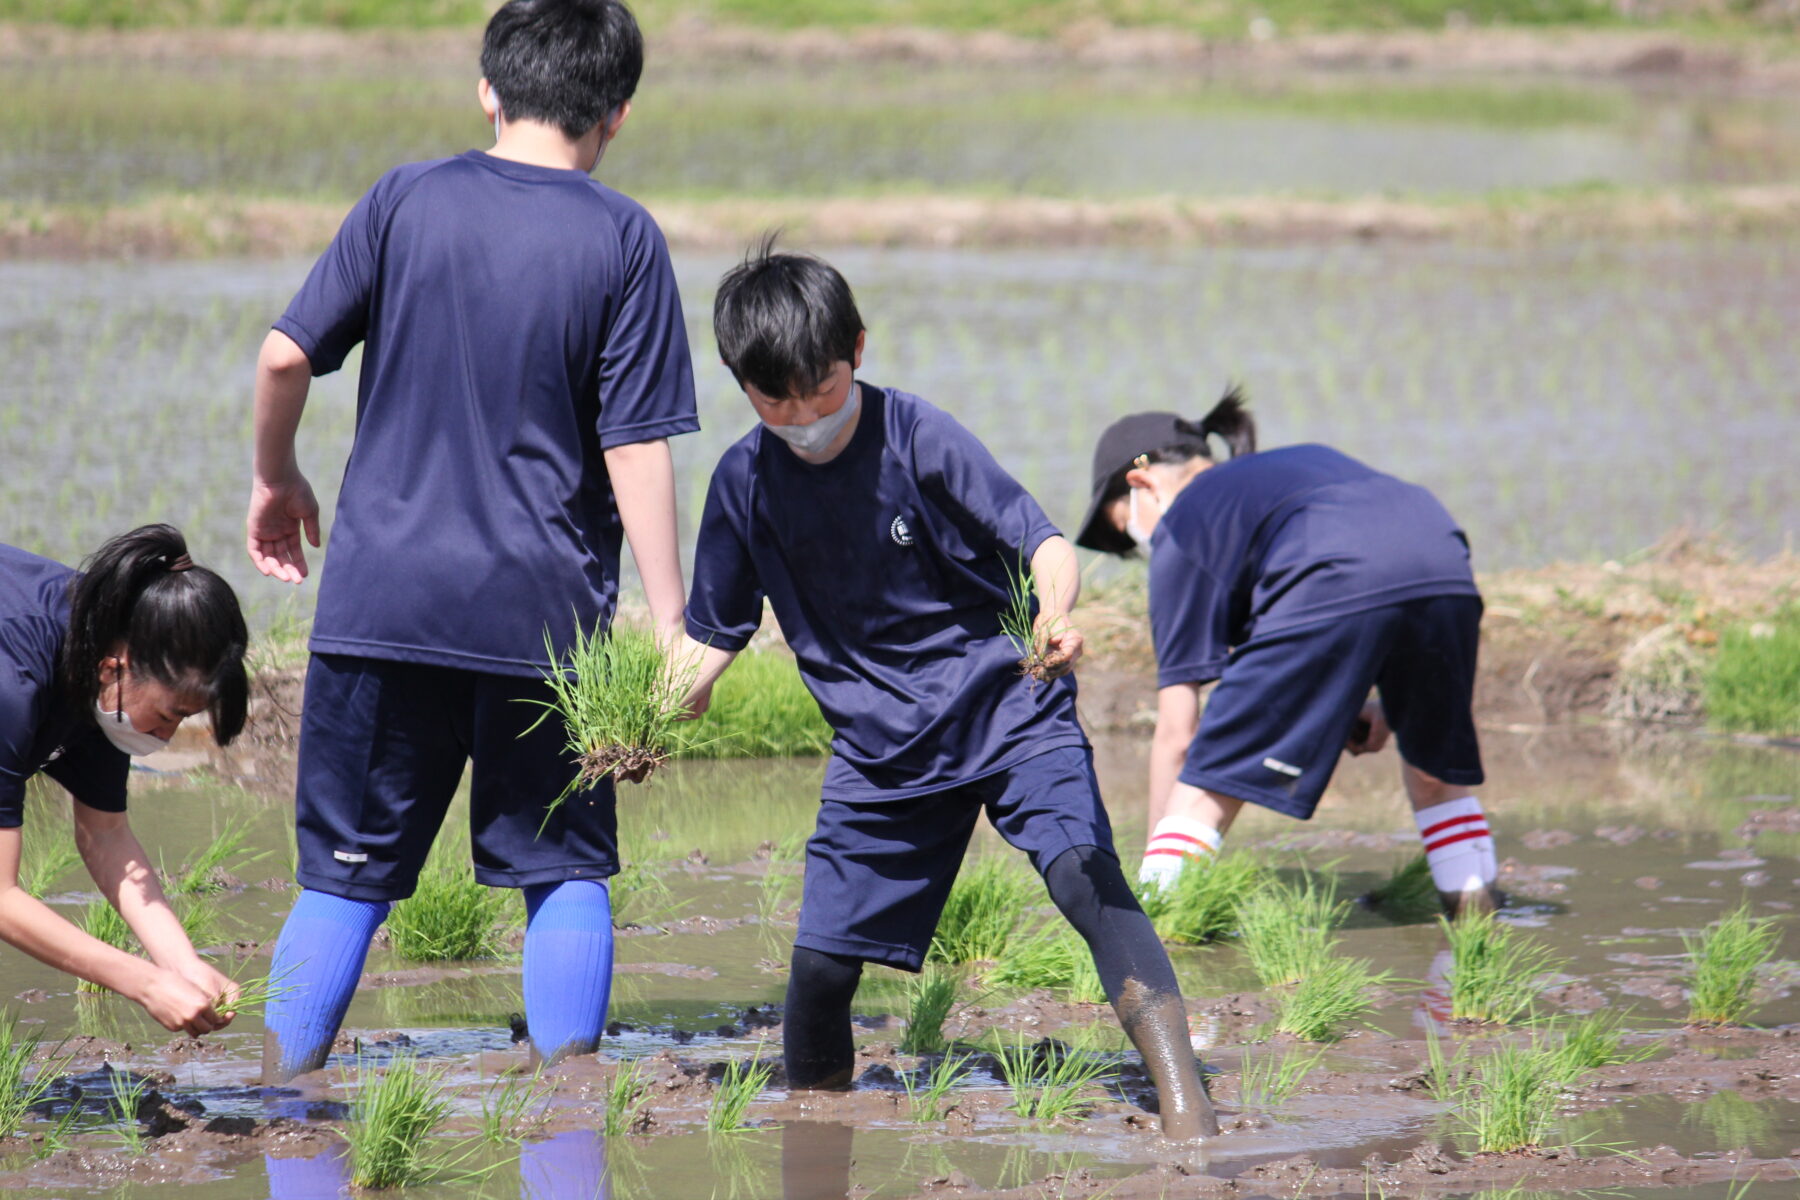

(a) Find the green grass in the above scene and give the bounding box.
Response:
[1237,1044,1325,1110]
[1458,1042,1565,1154]
[345,1054,455,1190]
[1237,873,1347,988]
[533,622,699,811]
[1442,911,1567,1024]
[990,1030,1117,1123]
[902,1051,972,1124]
[1271,953,1388,1041]
[610,859,686,929]
[603,1059,652,1136]
[479,1070,551,1146]
[667,648,832,759]
[1706,606,1800,736]
[1363,853,1440,922]
[900,968,961,1056]
[927,857,1039,965]
[1136,853,1269,945]
[0,1015,67,1139]
[1684,904,1783,1026]
[707,1050,773,1134]
[386,832,517,962]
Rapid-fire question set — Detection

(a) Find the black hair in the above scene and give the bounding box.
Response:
[61,525,249,747]
[1144,385,1256,467]
[713,233,866,400]
[481,0,644,140]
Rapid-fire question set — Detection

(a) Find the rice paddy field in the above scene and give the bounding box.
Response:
[2,17,1799,1200]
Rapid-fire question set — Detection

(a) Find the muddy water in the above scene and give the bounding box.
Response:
[5,234,1797,627]
[2,728,1795,1198]
[10,59,1800,207]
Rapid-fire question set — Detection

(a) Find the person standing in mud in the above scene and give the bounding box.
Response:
[0,525,248,1033]
[1074,394,1501,917]
[677,240,1219,1140]
[244,0,697,1081]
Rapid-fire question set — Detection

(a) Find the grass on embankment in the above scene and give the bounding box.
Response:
[6,0,1793,36]
[1705,605,1800,738]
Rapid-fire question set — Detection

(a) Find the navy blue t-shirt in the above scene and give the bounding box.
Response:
[1149,445,1479,688]
[276,151,699,675]
[0,545,128,827]
[685,386,1087,800]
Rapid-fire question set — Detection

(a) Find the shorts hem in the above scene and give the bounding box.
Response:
[474,862,619,889]
[794,929,924,973]
[1179,771,1321,821]
[1396,760,1485,788]
[294,870,412,904]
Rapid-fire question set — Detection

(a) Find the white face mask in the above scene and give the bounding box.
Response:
[1126,488,1157,550]
[764,379,860,457]
[93,695,170,758]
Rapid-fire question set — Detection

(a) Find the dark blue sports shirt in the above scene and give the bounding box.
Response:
[0,545,128,827]
[276,151,699,674]
[1150,445,1479,688]
[685,386,1088,800]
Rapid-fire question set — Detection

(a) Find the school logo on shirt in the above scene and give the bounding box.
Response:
[890,516,914,547]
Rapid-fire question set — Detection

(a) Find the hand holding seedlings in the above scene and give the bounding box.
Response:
[1000,538,1083,686]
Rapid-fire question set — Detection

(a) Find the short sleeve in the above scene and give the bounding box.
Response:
[597,211,699,450]
[41,730,128,817]
[273,182,382,376]
[0,661,40,828]
[911,405,1060,565]
[1149,539,1234,687]
[684,455,765,653]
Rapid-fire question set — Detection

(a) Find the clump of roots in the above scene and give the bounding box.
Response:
[577,743,669,786]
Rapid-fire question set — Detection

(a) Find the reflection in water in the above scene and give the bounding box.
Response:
[265,1132,610,1200]
[781,1121,854,1200]
[265,1145,348,1200]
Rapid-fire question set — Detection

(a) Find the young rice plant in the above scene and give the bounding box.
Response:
[603,1058,651,1136]
[928,857,1037,964]
[991,1031,1117,1124]
[665,648,831,759]
[1237,1043,1326,1111]
[1442,911,1567,1024]
[387,831,516,961]
[1238,873,1347,987]
[1136,852,1268,944]
[997,549,1066,686]
[346,1054,456,1190]
[707,1049,774,1134]
[1363,852,1440,922]
[902,1051,972,1124]
[0,1015,67,1138]
[1685,904,1783,1026]
[1272,953,1389,1042]
[479,1069,552,1145]
[900,968,961,1056]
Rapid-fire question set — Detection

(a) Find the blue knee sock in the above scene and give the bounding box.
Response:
[263,889,388,1082]
[522,879,614,1064]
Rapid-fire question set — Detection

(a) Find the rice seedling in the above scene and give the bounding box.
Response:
[106,1066,151,1155]
[1236,1044,1326,1110]
[0,1015,67,1138]
[345,1054,455,1190]
[1685,903,1783,1026]
[1457,1043,1564,1154]
[18,816,80,899]
[756,862,801,928]
[927,857,1036,965]
[1136,853,1268,945]
[1272,954,1390,1042]
[479,1069,552,1145]
[997,548,1066,686]
[166,815,264,895]
[1441,911,1567,1025]
[707,1049,773,1135]
[602,1058,651,1136]
[1543,1009,1652,1077]
[531,622,701,816]
[212,969,292,1018]
[387,832,515,962]
[1238,874,1347,988]
[989,926,1108,1004]
[1362,852,1439,922]
[610,860,685,929]
[76,899,134,993]
[174,891,226,953]
[901,1051,971,1124]
[1421,1025,1473,1100]
[900,967,961,1055]
[666,648,831,759]
[990,1030,1117,1124]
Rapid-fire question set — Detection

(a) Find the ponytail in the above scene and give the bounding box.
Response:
[1144,383,1257,467]
[62,524,249,746]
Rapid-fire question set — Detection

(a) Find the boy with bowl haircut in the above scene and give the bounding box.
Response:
[679,241,1218,1140]
[245,0,697,1081]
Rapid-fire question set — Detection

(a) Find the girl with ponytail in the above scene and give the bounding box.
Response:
[1,525,249,1034]
[1075,387,1501,918]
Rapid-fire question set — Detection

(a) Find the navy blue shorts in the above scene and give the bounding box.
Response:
[795,745,1114,972]
[294,653,616,902]
[1181,595,1484,820]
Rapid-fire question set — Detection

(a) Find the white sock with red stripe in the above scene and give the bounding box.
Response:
[1138,815,1223,890]
[1413,797,1496,894]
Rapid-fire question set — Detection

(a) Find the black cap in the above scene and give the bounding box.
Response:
[1074,411,1190,555]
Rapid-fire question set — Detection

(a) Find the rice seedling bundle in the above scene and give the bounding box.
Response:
[387,833,515,962]
[1442,911,1566,1025]
[603,1059,651,1136]
[1362,852,1439,922]
[1272,954,1388,1042]
[900,968,961,1056]
[1236,1044,1326,1110]
[1137,853,1269,945]
[1459,1043,1564,1154]
[346,1055,455,1190]
[1238,874,1348,988]
[927,857,1037,965]
[707,1051,773,1134]
[18,818,80,900]
[997,549,1067,687]
[1685,903,1783,1026]
[76,900,134,993]
[666,648,831,759]
[902,1051,971,1124]
[991,1031,1116,1124]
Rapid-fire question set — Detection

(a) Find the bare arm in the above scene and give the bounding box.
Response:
[1149,683,1201,830]
[606,439,686,637]
[247,329,321,583]
[673,635,739,719]
[1029,535,1084,679]
[0,820,228,1035]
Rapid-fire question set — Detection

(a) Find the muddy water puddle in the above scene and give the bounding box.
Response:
[2,728,1796,1197]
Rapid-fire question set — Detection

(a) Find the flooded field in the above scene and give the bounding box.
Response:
[9,57,1800,207]
[1,728,1796,1198]
[4,234,1797,625]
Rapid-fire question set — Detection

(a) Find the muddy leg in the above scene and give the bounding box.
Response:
[1041,845,1220,1139]
[784,947,863,1090]
[261,890,388,1085]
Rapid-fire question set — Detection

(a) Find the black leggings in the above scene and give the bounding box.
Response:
[783,845,1172,1088]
